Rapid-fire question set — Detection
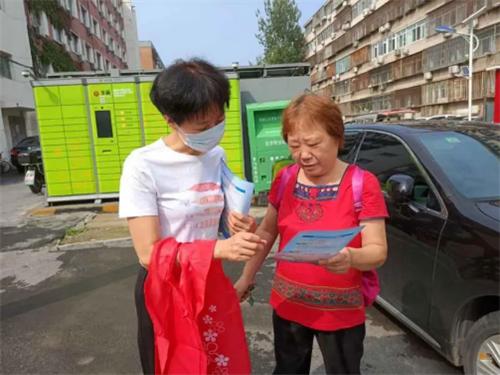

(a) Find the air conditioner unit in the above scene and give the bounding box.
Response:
[353,66,359,74]
[376,56,385,65]
[322,15,327,22]
[335,73,340,80]
[321,40,325,46]
[363,9,370,17]
[401,48,410,56]
[380,83,387,91]
[342,1,348,7]
[443,32,452,39]
[424,72,433,80]
[370,3,377,11]
[384,22,391,31]
[353,40,359,48]
[449,65,460,75]
[394,49,401,57]
[342,22,350,31]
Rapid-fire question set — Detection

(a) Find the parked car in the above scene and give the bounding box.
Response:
[10,136,40,173]
[339,120,499,374]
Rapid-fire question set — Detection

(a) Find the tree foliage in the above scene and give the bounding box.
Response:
[256,0,305,64]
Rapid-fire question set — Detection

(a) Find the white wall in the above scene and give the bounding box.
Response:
[0,0,34,109]
[122,0,140,69]
[0,0,36,160]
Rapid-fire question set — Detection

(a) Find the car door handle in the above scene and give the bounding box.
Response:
[102,149,112,153]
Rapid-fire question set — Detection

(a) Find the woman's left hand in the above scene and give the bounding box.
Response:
[318,248,352,274]
[228,211,257,235]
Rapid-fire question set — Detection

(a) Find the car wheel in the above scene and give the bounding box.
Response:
[463,311,500,375]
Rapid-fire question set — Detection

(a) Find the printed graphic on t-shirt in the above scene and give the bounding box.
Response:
[175,182,224,239]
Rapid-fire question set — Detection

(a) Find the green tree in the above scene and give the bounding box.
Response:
[256,0,305,64]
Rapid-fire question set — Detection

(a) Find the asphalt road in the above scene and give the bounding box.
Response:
[1,243,461,374]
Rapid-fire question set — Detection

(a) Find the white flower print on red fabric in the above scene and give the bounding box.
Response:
[208,305,217,313]
[215,354,229,367]
[203,315,213,325]
[204,329,218,343]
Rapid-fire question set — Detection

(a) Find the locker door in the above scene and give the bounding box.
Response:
[90,105,120,193]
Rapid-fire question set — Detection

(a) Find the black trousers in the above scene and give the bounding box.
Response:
[135,266,155,374]
[273,311,366,375]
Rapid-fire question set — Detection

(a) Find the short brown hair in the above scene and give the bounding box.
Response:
[282,94,344,149]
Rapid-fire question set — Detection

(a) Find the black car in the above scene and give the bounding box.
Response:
[10,136,40,173]
[341,121,499,375]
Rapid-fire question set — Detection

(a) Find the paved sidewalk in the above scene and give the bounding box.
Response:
[56,205,269,248]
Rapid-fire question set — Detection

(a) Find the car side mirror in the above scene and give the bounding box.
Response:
[387,174,415,205]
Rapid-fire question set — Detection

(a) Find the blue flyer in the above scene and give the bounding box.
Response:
[274,226,363,263]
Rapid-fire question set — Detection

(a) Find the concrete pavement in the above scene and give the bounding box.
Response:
[1,242,461,374]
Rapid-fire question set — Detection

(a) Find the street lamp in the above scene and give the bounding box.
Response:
[435,5,487,121]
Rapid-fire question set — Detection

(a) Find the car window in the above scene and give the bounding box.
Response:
[355,132,440,211]
[339,131,362,163]
[16,137,38,147]
[418,131,499,200]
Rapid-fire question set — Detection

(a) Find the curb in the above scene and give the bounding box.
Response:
[30,202,119,217]
[55,236,132,251]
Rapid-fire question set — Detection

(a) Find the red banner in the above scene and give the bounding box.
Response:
[494,70,500,124]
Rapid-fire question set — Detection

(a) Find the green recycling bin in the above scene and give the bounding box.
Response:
[246,100,290,195]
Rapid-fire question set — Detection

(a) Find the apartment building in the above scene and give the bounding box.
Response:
[139,40,164,70]
[25,0,134,74]
[0,0,37,159]
[305,0,500,121]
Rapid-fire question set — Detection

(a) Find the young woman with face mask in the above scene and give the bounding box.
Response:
[119,59,263,374]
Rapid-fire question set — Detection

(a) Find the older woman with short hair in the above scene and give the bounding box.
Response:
[233,94,388,374]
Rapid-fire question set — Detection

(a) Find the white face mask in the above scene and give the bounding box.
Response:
[177,120,225,153]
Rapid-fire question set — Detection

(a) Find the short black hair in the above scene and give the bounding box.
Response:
[150,58,230,125]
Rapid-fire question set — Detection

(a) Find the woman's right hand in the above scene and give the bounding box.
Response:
[234,276,255,302]
[214,232,266,262]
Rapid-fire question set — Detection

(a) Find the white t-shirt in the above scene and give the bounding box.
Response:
[119,139,225,242]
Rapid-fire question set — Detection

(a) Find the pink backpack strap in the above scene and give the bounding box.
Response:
[276,164,299,208]
[352,165,364,213]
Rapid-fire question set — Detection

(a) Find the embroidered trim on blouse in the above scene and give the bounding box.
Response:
[294,182,340,201]
[272,273,363,311]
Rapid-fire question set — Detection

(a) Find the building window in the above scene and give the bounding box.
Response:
[102,30,107,46]
[0,53,12,79]
[70,32,80,54]
[352,0,373,19]
[109,38,114,53]
[423,81,449,105]
[53,28,63,44]
[423,37,467,72]
[93,19,99,37]
[80,5,90,27]
[95,51,102,69]
[86,44,92,62]
[335,56,351,75]
[477,27,496,57]
[372,19,427,58]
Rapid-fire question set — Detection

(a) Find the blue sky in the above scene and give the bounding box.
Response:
[134,0,324,67]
